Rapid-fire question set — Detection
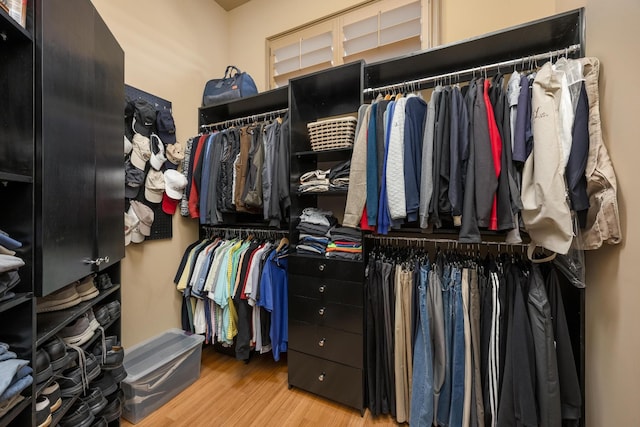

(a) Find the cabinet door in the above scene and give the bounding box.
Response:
[37,0,96,295]
[93,12,124,269]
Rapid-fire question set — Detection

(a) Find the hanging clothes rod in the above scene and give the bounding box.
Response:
[200,107,289,131]
[363,43,582,96]
[202,225,289,239]
[365,234,530,248]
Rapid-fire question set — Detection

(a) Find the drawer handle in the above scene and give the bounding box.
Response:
[318,285,326,293]
[318,338,326,347]
[318,307,325,316]
[318,372,326,382]
[318,263,325,272]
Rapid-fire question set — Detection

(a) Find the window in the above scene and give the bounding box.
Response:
[267,0,439,89]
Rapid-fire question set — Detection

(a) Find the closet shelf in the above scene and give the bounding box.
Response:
[0,395,31,427]
[80,315,120,352]
[0,171,33,183]
[50,395,80,427]
[0,8,31,43]
[294,189,349,196]
[36,284,121,347]
[35,375,55,398]
[289,252,363,264]
[0,292,31,314]
[294,147,353,162]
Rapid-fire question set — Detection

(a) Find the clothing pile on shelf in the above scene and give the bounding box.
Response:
[181,115,291,227]
[298,159,351,193]
[364,243,582,426]
[326,226,362,260]
[344,57,621,254]
[295,208,338,256]
[175,233,289,362]
[0,343,32,418]
[0,230,25,303]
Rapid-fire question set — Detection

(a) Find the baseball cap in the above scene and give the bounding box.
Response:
[124,135,133,155]
[129,201,154,240]
[131,134,151,170]
[127,205,145,244]
[124,99,135,142]
[165,144,185,170]
[144,169,165,204]
[149,134,167,170]
[125,159,146,199]
[162,170,188,214]
[124,211,138,246]
[156,110,176,144]
[164,169,188,199]
[132,99,156,137]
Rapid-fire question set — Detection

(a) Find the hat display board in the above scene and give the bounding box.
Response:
[125,84,174,241]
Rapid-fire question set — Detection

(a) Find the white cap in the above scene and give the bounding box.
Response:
[164,169,188,200]
[124,211,138,246]
[149,134,167,170]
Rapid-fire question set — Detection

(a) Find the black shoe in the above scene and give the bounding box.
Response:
[97,390,122,423]
[93,306,110,326]
[57,366,84,397]
[35,349,53,384]
[105,300,120,319]
[93,344,124,371]
[85,352,102,383]
[35,395,52,427]
[90,371,117,397]
[96,274,113,292]
[42,336,68,372]
[59,400,95,427]
[91,416,108,427]
[80,387,108,416]
[41,381,62,413]
[109,363,127,383]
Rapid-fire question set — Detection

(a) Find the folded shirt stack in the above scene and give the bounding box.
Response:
[297,160,351,193]
[326,226,362,261]
[296,208,338,256]
[0,230,25,303]
[0,342,32,417]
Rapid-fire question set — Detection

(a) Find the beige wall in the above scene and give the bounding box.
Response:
[91,0,228,347]
[554,0,640,425]
[441,0,555,43]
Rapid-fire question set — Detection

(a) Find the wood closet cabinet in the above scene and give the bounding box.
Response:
[0,0,124,424]
[287,62,366,414]
[35,0,125,297]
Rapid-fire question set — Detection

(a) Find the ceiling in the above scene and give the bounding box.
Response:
[215,0,251,11]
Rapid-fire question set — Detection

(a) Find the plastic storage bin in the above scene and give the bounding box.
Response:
[121,328,205,424]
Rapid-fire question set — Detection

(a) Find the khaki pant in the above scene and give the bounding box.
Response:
[394,266,413,423]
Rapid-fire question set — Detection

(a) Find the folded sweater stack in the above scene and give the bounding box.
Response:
[326,226,362,261]
[295,208,337,256]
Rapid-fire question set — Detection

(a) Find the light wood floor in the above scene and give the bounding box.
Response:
[121,346,399,426]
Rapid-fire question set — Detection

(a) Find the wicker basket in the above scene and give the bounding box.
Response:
[307,116,357,152]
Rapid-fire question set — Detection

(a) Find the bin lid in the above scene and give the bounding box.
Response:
[123,328,205,383]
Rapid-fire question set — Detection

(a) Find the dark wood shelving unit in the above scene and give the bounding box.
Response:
[0,292,31,313]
